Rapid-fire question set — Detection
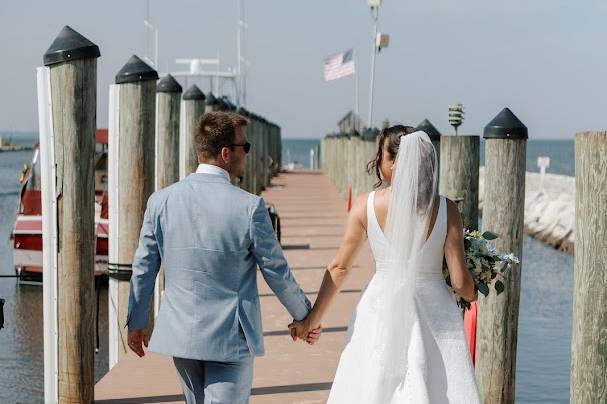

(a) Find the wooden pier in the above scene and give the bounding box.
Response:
[94,170,375,403]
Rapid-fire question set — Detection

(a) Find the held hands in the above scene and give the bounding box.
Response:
[128,329,150,357]
[288,318,322,345]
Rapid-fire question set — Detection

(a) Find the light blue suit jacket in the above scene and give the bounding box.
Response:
[126,173,311,362]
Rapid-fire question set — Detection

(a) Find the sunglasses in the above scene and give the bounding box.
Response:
[227,142,251,154]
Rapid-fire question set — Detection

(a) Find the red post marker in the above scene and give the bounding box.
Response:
[464,301,477,366]
[346,184,353,212]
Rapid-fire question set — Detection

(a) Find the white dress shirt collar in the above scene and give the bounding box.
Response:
[195,164,231,182]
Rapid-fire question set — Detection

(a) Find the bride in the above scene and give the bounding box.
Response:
[291,125,481,403]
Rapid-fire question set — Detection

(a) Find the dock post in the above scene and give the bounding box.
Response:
[439,134,480,230]
[345,132,355,196]
[238,108,253,193]
[154,74,182,317]
[108,55,158,368]
[361,128,379,192]
[475,108,527,403]
[276,123,282,173]
[417,119,442,185]
[39,25,100,404]
[179,84,205,179]
[570,131,607,404]
[261,117,270,188]
[251,114,262,194]
[336,133,347,193]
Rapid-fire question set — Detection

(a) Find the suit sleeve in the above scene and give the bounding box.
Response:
[250,197,311,321]
[126,196,162,330]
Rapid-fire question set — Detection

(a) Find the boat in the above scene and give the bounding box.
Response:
[11,129,109,284]
[0,135,33,152]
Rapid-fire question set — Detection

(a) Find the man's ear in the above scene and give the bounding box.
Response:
[220,147,230,164]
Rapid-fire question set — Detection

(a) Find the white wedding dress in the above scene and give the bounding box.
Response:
[327,191,481,403]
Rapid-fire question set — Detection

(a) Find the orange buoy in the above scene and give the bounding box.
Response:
[346,184,352,212]
[464,301,478,365]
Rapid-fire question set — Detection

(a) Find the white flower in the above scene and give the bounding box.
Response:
[501,253,520,264]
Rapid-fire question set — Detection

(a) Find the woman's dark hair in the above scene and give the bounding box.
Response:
[366,125,419,188]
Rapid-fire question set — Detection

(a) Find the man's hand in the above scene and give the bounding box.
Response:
[128,329,150,357]
[288,319,322,345]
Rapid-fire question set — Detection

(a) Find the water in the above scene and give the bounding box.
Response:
[0,139,574,403]
[282,139,321,169]
[480,139,574,177]
[284,138,575,177]
[0,150,109,404]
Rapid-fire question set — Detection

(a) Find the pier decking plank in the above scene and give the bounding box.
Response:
[94,170,375,403]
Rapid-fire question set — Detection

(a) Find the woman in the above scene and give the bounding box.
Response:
[290,125,481,403]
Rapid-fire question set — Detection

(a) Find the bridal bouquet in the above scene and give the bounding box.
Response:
[442,230,519,310]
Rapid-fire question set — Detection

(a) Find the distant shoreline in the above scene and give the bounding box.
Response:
[0,145,33,152]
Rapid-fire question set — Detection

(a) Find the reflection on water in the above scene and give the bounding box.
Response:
[1,147,574,403]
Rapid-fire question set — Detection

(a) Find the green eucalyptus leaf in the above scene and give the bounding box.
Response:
[495,280,505,294]
[482,231,498,240]
[478,283,490,296]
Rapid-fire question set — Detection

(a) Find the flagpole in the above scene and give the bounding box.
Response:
[368,5,379,128]
[354,49,359,119]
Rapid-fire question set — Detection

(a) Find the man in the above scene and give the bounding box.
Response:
[126,111,318,404]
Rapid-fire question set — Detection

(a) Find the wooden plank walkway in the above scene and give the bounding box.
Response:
[94,170,375,403]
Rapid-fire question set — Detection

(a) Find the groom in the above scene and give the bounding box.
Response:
[126,111,317,404]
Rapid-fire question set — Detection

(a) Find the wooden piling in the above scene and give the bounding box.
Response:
[108,55,158,367]
[237,108,253,193]
[360,130,379,192]
[417,118,442,181]
[42,26,100,403]
[570,131,607,404]
[439,135,480,230]
[179,85,205,179]
[475,108,527,404]
[154,74,182,317]
[156,75,182,189]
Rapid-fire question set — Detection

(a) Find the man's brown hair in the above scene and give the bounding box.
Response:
[195,111,249,160]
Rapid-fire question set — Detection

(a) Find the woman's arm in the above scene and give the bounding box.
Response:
[443,199,477,302]
[289,193,369,339]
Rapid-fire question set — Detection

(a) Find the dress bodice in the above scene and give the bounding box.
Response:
[366,191,447,278]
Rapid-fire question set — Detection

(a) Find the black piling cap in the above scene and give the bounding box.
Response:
[206,92,220,107]
[237,107,249,117]
[484,108,528,140]
[362,127,380,141]
[220,96,236,111]
[217,97,229,110]
[182,84,205,100]
[115,55,159,84]
[43,25,100,66]
[157,74,182,93]
[417,119,442,141]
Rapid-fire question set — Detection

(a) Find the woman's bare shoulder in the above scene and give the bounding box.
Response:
[350,192,369,217]
[442,197,462,229]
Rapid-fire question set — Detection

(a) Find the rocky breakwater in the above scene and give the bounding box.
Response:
[479,167,575,253]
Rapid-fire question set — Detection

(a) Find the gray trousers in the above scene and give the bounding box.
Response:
[173,329,253,404]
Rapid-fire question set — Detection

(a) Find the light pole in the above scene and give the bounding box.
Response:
[367,0,380,128]
[367,0,389,129]
[144,0,158,69]
[236,0,248,108]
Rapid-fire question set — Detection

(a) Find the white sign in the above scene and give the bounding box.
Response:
[537,156,550,169]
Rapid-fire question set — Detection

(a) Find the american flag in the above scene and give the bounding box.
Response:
[323,49,355,81]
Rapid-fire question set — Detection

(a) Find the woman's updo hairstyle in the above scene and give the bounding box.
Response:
[366,125,419,188]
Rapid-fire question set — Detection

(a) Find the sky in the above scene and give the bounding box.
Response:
[0,0,605,139]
